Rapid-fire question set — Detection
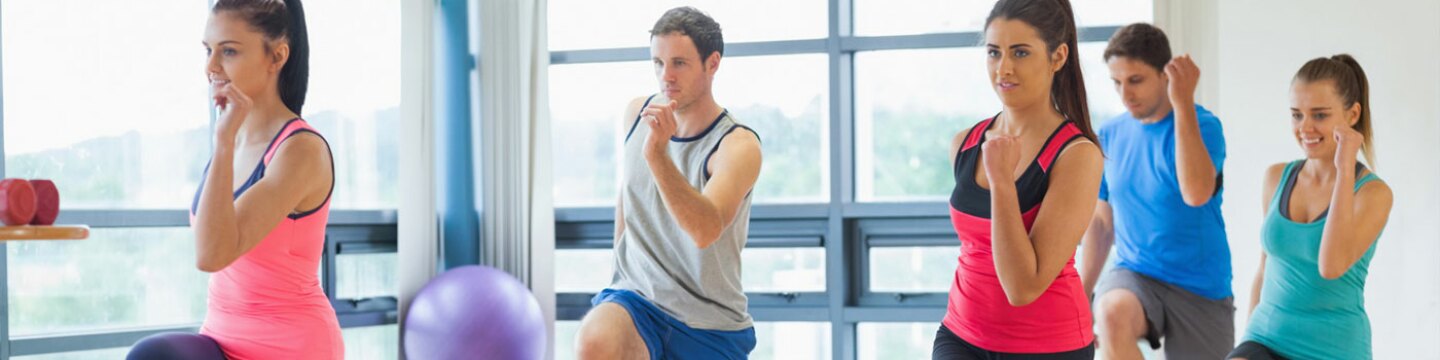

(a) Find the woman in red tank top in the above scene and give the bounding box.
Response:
[934,0,1105,359]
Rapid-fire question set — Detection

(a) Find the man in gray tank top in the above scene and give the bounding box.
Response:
[575,7,762,360]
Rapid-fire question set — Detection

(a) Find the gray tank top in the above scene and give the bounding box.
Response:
[611,96,755,331]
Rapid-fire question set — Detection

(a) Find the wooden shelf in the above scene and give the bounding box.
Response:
[0,225,90,241]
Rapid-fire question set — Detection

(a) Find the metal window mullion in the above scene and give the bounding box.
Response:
[826,0,857,358]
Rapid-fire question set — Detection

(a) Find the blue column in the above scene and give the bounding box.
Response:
[435,0,478,270]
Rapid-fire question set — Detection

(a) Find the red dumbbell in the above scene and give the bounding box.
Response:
[29,180,59,226]
[0,179,36,226]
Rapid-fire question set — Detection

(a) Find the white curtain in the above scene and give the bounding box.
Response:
[476,0,556,358]
[397,0,438,359]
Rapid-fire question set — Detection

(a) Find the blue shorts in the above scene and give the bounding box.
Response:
[591,288,755,360]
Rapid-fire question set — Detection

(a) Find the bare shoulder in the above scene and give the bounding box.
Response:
[273,132,330,167]
[949,126,976,166]
[1356,174,1393,204]
[1263,162,1289,189]
[1057,139,1102,166]
[623,96,651,125]
[713,126,762,167]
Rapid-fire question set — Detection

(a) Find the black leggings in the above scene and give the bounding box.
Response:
[126,332,227,360]
[933,325,1095,360]
[1227,341,1290,360]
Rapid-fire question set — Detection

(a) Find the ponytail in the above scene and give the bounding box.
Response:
[278,0,308,115]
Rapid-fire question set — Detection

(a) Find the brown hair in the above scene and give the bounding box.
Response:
[650,7,724,64]
[213,0,309,115]
[1295,54,1375,166]
[1103,23,1171,72]
[984,0,1097,145]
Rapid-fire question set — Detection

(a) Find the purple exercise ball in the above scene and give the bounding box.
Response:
[404,265,546,360]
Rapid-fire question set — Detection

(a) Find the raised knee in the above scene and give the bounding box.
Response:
[575,323,620,360]
[1096,293,1141,333]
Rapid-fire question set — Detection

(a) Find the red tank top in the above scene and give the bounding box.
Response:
[942,116,1094,353]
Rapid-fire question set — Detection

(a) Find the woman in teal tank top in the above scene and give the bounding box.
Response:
[1229,54,1394,360]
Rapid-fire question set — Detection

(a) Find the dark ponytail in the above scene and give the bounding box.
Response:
[984,0,1097,145]
[1294,54,1374,166]
[213,0,309,115]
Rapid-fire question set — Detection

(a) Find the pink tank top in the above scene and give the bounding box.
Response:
[191,119,342,359]
[943,117,1093,353]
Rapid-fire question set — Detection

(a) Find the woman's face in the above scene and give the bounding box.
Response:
[985,18,1067,110]
[1289,79,1360,159]
[203,12,286,101]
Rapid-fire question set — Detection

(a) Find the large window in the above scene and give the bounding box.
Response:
[547,0,827,51]
[0,0,399,358]
[549,0,1149,358]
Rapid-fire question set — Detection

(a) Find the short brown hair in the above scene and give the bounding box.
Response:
[1103,23,1171,72]
[650,7,724,63]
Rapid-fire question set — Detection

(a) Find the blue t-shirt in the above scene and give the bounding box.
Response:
[1098,104,1231,299]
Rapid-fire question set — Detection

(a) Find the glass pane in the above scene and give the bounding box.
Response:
[549,61,653,207]
[854,0,994,36]
[1079,41,1129,128]
[855,48,989,202]
[751,322,831,360]
[1073,0,1154,29]
[719,55,829,204]
[12,348,130,360]
[343,324,400,360]
[855,0,1152,36]
[336,252,397,299]
[555,249,615,293]
[550,54,828,206]
[2,0,209,209]
[856,42,1125,202]
[304,0,401,209]
[8,228,209,336]
[548,0,826,51]
[858,322,939,360]
[869,246,958,292]
[742,247,825,292]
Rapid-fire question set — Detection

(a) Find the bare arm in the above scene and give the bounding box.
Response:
[1250,162,1286,317]
[1249,251,1266,318]
[1080,200,1114,297]
[641,102,762,249]
[615,97,648,242]
[1167,55,1219,206]
[987,139,1104,306]
[195,133,330,272]
[1318,127,1393,279]
[645,130,761,249]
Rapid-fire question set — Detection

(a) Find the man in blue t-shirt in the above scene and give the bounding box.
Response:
[1082,23,1233,360]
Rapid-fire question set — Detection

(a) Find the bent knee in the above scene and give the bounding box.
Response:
[1096,290,1145,334]
[576,303,639,359]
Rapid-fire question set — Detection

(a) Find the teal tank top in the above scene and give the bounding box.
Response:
[1244,160,1382,360]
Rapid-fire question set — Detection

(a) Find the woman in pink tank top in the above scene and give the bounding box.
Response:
[934,0,1104,358]
[127,1,342,359]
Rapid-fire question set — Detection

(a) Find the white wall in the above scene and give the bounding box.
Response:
[1202,1,1440,358]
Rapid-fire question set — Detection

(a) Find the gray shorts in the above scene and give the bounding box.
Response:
[1094,267,1235,360]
